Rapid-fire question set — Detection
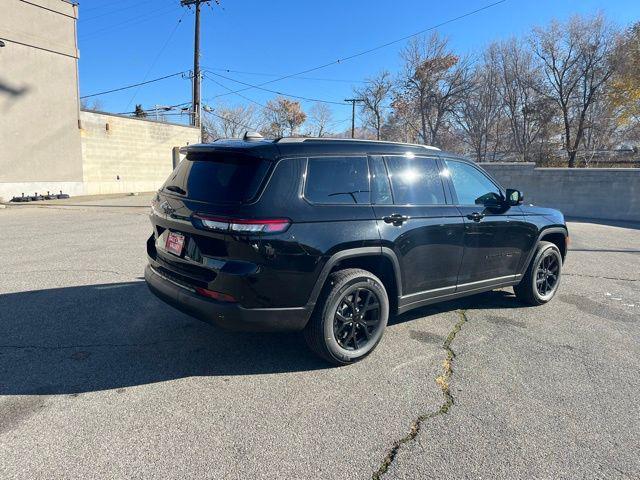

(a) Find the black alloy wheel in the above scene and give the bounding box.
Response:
[333,287,382,351]
[304,268,389,365]
[514,241,563,306]
[535,251,560,296]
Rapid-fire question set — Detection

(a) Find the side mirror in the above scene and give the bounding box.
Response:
[475,191,503,207]
[505,189,523,206]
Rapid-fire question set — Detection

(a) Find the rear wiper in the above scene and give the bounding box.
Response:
[165,185,186,195]
[328,190,369,204]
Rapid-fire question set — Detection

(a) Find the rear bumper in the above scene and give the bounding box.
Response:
[145,264,311,332]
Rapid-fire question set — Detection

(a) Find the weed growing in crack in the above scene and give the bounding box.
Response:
[372,310,468,480]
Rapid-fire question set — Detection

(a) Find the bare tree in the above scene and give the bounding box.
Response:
[201,116,220,142]
[384,96,421,143]
[398,33,472,147]
[261,96,307,137]
[203,104,257,141]
[493,39,554,162]
[80,98,104,112]
[531,13,618,167]
[453,49,504,162]
[307,102,333,137]
[355,70,392,140]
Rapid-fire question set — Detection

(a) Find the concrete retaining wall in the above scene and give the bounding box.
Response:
[79,111,200,195]
[478,162,640,222]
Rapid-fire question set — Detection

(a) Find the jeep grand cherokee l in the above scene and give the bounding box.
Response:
[145,135,568,365]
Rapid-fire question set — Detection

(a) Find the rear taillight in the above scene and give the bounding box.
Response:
[193,214,290,234]
[195,287,237,303]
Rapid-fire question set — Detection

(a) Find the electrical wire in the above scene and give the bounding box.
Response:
[203,109,262,133]
[204,67,365,84]
[81,0,507,121]
[79,6,178,40]
[203,74,273,111]
[80,71,188,99]
[116,101,192,116]
[204,71,348,105]
[125,11,188,109]
[81,0,159,22]
[80,0,135,14]
[207,0,507,100]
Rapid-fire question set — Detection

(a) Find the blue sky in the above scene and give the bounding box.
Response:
[78,0,640,131]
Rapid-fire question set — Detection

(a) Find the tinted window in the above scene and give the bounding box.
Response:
[162,152,270,204]
[369,156,392,205]
[305,156,370,204]
[444,160,502,206]
[385,156,446,205]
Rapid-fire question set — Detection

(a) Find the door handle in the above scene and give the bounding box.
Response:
[383,213,409,225]
[466,212,485,222]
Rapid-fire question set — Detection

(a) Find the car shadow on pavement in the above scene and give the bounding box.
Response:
[0,283,527,396]
[0,281,327,396]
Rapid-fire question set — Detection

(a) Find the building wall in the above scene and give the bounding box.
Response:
[0,0,83,201]
[80,111,200,195]
[479,163,640,222]
[0,1,201,201]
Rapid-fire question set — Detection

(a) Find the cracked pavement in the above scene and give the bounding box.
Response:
[1,195,639,479]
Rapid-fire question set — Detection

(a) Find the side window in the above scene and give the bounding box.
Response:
[305,156,370,204]
[444,159,502,206]
[385,156,446,205]
[369,156,392,205]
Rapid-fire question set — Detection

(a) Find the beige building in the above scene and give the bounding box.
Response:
[0,0,199,201]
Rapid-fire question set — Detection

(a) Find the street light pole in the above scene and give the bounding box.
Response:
[344,98,364,138]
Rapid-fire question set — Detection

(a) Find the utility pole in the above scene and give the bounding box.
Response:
[181,0,209,128]
[344,98,364,138]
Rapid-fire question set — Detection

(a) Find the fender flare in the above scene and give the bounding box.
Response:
[306,246,402,308]
[519,226,568,275]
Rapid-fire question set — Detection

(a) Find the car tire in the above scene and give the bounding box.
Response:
[514,241,563,306]
[304,268,389,366]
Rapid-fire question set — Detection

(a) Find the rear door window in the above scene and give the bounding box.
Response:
[385,156,446,205]
[304,156,370,204]
[162,152,271,204]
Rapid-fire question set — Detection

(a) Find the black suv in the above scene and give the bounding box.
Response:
[145,135,568,365]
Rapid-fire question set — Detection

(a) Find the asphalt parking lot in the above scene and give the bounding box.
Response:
[1,195,638,479]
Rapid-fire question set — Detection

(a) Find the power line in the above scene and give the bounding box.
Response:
[203,109,262,133]
[79,6,178,40]
[203,74,272,111]
[125,11,188,109]
[204,67,365,84]
[80,71,188,99]
[116,101,192,116]
[81,0,159,22]
[80,0,135,14]
[207,0,507,101]
[205,70,349,105]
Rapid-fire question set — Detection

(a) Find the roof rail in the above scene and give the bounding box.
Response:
[274,137,440,151]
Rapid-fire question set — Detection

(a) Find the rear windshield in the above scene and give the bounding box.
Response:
[162,152,271,204]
